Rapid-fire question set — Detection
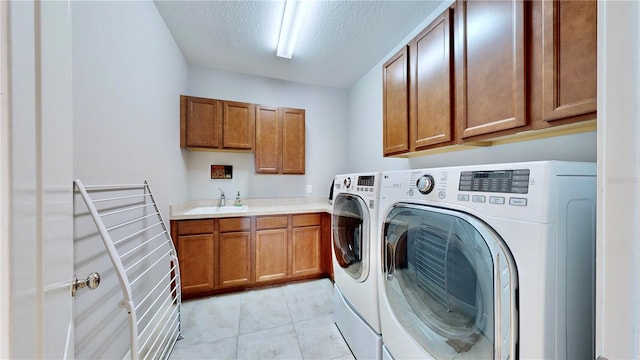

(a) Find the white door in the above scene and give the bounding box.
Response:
[332,193,371,282]
[381,204,518,360]
[596,1,640,358]
[3,1,75,358]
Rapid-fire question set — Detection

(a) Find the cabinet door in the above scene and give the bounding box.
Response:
[542,0,597,122]
[180,96,222,148]
[281,108,305,174]
[255,106,281,174]
[410,8,454,150]
[255,229,289,283]
[218,231,252,288]
[291,226,322,278]
[455,0,526,139]
[177,234,215,294]
[222,101,255,149]
[383,47,410,156]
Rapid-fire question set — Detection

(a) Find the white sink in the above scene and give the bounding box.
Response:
[184,205,248,215]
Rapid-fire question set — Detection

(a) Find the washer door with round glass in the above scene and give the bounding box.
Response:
[332,194,370,282]
[382,204,518,359]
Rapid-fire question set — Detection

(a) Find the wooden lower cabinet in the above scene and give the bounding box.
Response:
[255,215,289,283]
[255,229,289,283]
[171,213,331,299]
[218,231,251,288]
[176,234,215,294]
[291,214,323,277]
[291,226,322,277]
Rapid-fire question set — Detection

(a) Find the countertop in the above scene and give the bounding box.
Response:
[170,197,333,220]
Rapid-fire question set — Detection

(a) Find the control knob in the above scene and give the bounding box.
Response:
[343,177,352,189]
[416,174,435,195]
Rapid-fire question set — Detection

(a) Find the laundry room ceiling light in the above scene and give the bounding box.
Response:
[276,0,311,59]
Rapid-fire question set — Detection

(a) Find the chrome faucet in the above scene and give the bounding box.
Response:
[218,188,225,207]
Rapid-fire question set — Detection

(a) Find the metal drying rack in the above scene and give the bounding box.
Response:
[74,180,182,360]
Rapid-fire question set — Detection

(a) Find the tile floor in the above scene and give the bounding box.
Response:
[170,278,354,360]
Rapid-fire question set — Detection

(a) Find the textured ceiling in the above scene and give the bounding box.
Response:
[154,0,443,89]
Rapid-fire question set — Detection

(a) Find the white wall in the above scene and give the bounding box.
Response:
[0,2,7,356]
[72,1,189,219]
[71,1,188,358]
[186,67,348,200]
[347,0,597,172]
[408,131,596,168]
[346,65,410,173]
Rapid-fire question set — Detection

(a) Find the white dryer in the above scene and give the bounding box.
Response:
[377,161,596,360]
[332,173,382,360]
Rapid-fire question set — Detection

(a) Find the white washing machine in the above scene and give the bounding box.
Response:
[377,161,596,360]
[332,173,382,360]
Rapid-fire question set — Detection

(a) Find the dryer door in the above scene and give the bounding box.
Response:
[382,204,518,360]
[332,194,370,282]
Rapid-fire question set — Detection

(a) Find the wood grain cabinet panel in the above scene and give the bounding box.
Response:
[219,217,251,232]
[382,47,410,156]
[281,108,305,174]
[254,106,281,174]
[218,231,252,288]
[180,95,255,151]
[176,219,214,236]
[455,0,527,139]
[291,226,322,278]
[381,1,596,156]
[410,8,454,150]
[256,215,289,230]
[172,212,331,298]
[180,96,221,149]
[255,228,289,283]
[291,214,321,227]
[542,0,597,122]
[255,107,305,174]
[222,101,255,149]
[177,234,215,294]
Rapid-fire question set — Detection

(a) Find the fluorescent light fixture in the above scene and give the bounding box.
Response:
[276,0,311,59]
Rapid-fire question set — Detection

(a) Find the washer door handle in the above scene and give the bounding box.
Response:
[385,240,395,280]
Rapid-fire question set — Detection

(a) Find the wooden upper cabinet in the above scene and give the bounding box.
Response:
[542,0,597,122]
[180,95,254,151]
[180,96,221,149]
[281,108,305,174]
[410,8,454,150]
[255,106,281,174]
[222,101,255,149]
[255,107,305,174]
[455,0,527,139]
[383,47,410,156]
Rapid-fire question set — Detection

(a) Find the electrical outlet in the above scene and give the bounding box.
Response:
[306,184,312,193]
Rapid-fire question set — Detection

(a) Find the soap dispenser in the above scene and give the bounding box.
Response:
[234,191,242,206]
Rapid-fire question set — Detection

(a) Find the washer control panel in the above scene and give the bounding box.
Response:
[459,169,530,194]
[415,174,435,194]
[397,167,534,211]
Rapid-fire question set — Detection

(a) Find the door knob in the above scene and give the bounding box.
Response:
[72,272,100,296]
